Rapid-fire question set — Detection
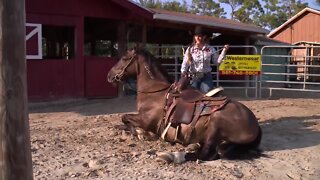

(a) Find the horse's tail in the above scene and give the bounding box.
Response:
[218,126,263,160]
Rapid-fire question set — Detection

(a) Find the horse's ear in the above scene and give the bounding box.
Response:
[133,43,145,51]
[127,48,136,57]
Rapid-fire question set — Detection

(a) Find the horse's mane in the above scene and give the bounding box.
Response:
[135,48,174,83]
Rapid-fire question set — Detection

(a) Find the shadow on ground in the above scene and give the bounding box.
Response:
[29,96,137,116]
[260,116,320,151]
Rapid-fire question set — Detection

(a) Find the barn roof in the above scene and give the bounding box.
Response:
[268,7,320,38]
[114,0,268,35]
[150,8,269,34]
[110,0,153,19]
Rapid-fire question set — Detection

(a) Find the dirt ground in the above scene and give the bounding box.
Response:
[29,95,320,180]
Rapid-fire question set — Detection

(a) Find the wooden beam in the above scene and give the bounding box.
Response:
[0,0,33,179]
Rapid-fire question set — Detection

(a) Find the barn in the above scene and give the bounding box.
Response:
[26,0,268,101]
[268,7,320,45]
[268,7,320,82]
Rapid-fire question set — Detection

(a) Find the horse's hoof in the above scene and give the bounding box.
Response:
[155,152,186,164]
[114,124,128,130]
[136,128,158,141]
[185,143,201,153]
[156,152,174,164]
[172,152,186,164]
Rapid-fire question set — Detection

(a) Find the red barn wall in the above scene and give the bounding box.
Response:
[25,0,137,101]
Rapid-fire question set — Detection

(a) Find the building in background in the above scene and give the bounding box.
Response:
[268,7,320,82]
[26,0,268,101]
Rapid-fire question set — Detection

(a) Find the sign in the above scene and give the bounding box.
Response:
[219,55,261,75]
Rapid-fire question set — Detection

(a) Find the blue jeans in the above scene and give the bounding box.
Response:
[190,73,213,93]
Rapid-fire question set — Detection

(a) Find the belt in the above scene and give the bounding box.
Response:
[191,72,210,79]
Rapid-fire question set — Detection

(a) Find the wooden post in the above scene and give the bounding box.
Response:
[0,0,33,179]
[142,24,147,46]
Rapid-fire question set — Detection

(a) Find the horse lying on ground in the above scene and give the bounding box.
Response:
[107,48,262,163]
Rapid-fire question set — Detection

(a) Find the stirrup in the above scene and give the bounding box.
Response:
[205,86,224,97]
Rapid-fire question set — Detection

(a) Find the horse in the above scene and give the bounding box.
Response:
[107,48,262,162]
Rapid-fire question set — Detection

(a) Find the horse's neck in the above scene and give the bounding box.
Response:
[136,88,167,134]
[136,66,171,93]
[137,79,170,92]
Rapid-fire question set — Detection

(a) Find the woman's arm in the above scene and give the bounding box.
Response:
[181,46,191,76]
[217,44,229,64]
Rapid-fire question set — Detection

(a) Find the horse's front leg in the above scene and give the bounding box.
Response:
[121,113,142,135]
[122,113,141,127]
[121,113,157,141]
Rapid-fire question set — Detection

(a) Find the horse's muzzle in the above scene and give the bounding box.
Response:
[107,72,117,83]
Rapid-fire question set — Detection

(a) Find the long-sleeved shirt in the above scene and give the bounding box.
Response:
[181,44,226,74]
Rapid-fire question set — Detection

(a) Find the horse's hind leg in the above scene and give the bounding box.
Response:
[198,128,221,161]
[199,140,220,160]
[218,127,263,159]
[217,142,238,159]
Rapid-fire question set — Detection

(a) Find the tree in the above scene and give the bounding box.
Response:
[137,0,162,9]
[191,0,226,17]
[163,0,188,12]
[233,0,263,24]
[219,0,245,20]
[259,0,279,29]
[254,0,307,30]
[272,0,307,28]
[136,0,188,12]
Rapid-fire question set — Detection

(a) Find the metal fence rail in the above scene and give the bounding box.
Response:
[260,45,320,98]
[137,44,320,99]
[147,45,260,98]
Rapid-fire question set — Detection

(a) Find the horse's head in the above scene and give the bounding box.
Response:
[107,49,137,84]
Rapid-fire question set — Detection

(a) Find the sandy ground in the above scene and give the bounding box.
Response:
[29,95,320,180]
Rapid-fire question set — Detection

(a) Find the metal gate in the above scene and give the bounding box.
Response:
[260,45,320,98]
[143,44,320,99]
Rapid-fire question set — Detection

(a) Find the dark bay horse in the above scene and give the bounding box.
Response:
[107,48,262,162]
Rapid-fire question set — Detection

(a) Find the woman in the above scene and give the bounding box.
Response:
[181,26,229,93]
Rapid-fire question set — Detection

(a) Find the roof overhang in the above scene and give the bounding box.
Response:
[110,0,153,19]
[152,9,269,34]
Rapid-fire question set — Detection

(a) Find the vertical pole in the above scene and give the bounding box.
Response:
[117,22,127,97]
[0,0,33,179]
[142,24,147,46]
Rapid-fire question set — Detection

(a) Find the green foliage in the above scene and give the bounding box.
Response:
[191,0,226,17]
[233,0,263,24]
[258,0,307,29]
[137,0,162,9]
[134,0,309,30]
[163,1,188,12]
[218,0,245,20]
[137,0,188,12]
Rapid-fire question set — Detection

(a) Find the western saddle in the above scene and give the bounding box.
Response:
[160,77,229,144]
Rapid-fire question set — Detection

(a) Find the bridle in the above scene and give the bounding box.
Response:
[112,51,171,93]
[113,54,137,82]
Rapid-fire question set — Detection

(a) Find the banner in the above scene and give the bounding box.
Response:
[219,55,261,75]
